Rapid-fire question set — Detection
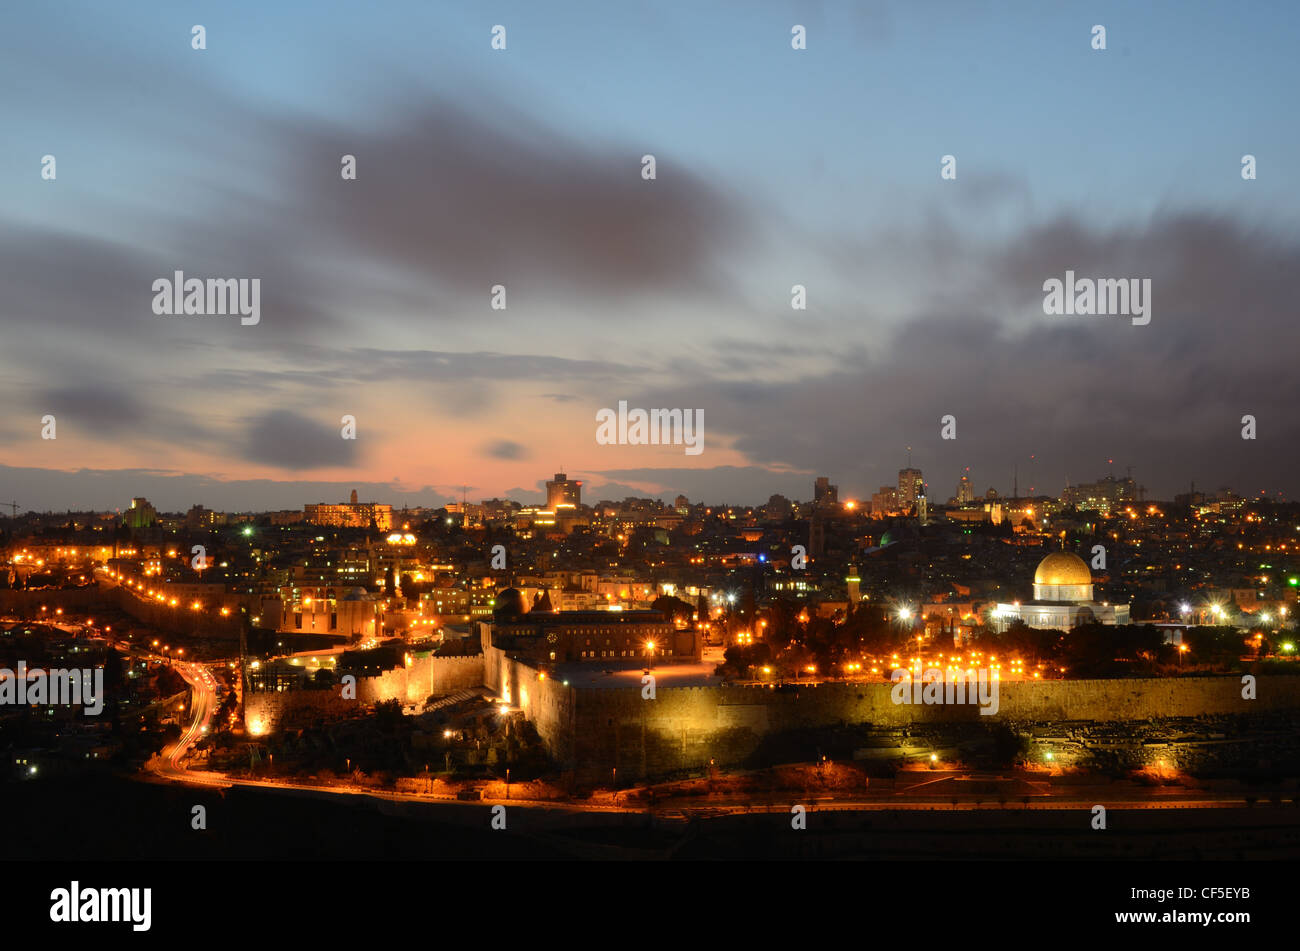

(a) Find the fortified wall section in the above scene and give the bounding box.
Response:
[245,653,484,732]
[481,639,1300,776]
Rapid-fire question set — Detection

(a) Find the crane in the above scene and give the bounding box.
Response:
[3,501,17,519]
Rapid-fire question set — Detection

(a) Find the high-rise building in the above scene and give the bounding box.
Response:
[956,474,975,505]
[814,476,838,506]
[898,468,924,508]
[546,472,582,510]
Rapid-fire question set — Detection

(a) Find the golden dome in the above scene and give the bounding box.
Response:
[1033,552,1091,587]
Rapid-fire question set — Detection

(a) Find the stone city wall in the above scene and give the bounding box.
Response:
[245,653,485,733]
[481,642,1300,777]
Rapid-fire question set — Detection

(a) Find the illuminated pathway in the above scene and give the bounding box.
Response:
[147,660,224,784]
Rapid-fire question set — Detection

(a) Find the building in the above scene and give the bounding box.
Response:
[545,473,582,511]
[1060,475,1138,515]
[992,551,1130,632]
[813,476,838,507]
[268,585,383,640]
[956,474,975,505]
[123,498,158,530]
[490,587,700,664]
[898,468,924,509]
[304,490,393,531]
[871,485,899,516]
[185,504,227,530]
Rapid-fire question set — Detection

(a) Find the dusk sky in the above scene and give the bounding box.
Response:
[3,0,1299,512]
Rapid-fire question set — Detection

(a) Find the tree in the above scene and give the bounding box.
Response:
[650,595,693,623]
[373,698,403,730]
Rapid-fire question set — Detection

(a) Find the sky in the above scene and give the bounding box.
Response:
[2,0,1299,512]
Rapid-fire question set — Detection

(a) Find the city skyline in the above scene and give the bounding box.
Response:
[0,458,1265,516]
[3,1,1300,510]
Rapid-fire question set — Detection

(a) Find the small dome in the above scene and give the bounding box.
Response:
[1034,552,1090,587]
[493,587,527,616]
[341,587,371,602]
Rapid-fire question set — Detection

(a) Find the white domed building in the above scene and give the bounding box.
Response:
[992,551,1130,632]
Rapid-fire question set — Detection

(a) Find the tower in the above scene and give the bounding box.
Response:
[846,565,861,604]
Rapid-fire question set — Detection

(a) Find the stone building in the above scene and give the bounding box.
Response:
[490,587,700,665]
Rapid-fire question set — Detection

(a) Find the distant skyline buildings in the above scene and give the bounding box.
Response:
[0,457,1285,517]
[2,4,1299,515]
[956,474,976,506]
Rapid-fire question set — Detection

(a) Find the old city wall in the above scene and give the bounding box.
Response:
[0,585,244,640]
[253,633,1300,777]
[244,653,485,732]
[0,587,104,615]
[487,644,576,762]
[359,653,484,704]
[556,675,1300,777]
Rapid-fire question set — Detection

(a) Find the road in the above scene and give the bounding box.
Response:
[147,660,220,781]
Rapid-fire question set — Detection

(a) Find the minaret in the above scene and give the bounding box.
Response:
[845,565,861,604]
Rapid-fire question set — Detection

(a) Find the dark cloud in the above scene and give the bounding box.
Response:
[38,384,147,434]
[482,440,529,461]
[692,212,1300,501]
[273,98,754,303]
[241,411,361,470]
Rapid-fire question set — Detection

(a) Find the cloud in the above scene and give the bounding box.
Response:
[38,384,148,434]
[688,212,1300,500]
[275,98,756,303]
[482,440,529,461]
[241,411,361,470]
